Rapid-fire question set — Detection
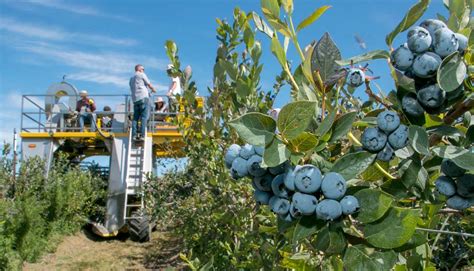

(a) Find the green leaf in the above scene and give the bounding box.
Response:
[437,51,467,92]
[329,112,357,143]
[261,0,280,19]
[314,109,337,137]
[296,83,318,101]
[394,232,427,252]
[331,151,376,180]
[408,125,430,155]
[364,207,420,249]
[290,132,319,152]
[292,216,326,243]
[278,101,317,140]
[432,146,474,170]
[281,0,293,14]
[354,189,393,224]
[343,244,397,271]
[252,12,274,38]
[263,137,291,167]
[296,5,331,32]
[427,125,464,137]
[400,159,428,191]
[314,227,346,255]
[335,50,390,66]
[311,33,341,85]
[385,0,430,46]
[229,113,276,146]
[271,35,287,68]
[236,78,252,98]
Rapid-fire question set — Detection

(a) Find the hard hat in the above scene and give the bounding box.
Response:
[155,96,164,103]
[79,90,88,97]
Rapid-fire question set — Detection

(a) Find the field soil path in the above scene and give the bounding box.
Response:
[23,227,183,270]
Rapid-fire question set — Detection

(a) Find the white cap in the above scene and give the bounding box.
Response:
[79,90,88,96]
[155,96,164,103]
[167,64,174,70]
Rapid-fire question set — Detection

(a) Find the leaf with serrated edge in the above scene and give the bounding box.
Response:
[229,113,276,146]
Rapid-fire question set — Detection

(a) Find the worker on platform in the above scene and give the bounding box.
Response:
[153,96,169,122]
[130,64,156,141]
[166,64,183,112]
[76,90,97,132]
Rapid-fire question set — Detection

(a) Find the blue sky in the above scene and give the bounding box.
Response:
[0,0,447,149]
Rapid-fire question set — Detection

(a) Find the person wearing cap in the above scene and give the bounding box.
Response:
[76,90,97,132]
[154,96,169,122]
[130,64,156,140]
[166,64,183,112]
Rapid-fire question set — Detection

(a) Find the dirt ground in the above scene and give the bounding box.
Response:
[23,227,184,271]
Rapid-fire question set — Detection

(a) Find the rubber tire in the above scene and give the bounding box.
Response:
[128,210,151,242]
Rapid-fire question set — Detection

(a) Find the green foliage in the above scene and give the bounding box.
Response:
[0,150,105,270]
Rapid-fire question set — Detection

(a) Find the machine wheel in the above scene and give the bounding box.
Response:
[128,210,151,242]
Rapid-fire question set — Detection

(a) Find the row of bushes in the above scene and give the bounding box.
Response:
[0,145,106,270]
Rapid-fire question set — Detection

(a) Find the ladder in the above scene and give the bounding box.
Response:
[123,131,146,220]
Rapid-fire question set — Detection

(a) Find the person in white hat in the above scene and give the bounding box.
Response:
[76,90,97,132]
[153,96,169,122]
[166,64,183,111]
[129,64,156,140]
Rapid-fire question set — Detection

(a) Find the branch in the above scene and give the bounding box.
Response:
[365,80,392,109]
[416,227,474,238]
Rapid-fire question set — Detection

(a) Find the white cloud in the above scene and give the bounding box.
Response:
[0,17,137,46]
[68,72,129,88]
[16,0,134,22]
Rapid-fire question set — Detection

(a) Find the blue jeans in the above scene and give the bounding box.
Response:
[79,112,96,132]
[132,98,149,138]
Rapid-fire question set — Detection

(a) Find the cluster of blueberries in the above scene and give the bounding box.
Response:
[361,110,408,161]
[225,144,360,222]
[435,159,474,210]
[390,19,468,116]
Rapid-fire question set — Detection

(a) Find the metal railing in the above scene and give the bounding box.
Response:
[21,94,181,134]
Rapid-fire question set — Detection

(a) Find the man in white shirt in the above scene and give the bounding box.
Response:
[166,64,183,111]
[130,64,156,141]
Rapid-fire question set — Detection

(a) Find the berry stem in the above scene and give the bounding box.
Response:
[416,227,474,238]
[364,81,392,109]
[347,132,362,146]
[374,162,397,180]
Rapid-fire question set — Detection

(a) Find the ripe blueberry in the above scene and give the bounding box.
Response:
[254,146,264,156]
[253,174,273,192]
[391,45,414,71]
[402,93,425,117]
[340,195,360,215]
[346,68,365,88]
[388,124,409,150]
[361,127,388,152]
[455,33,468,53]
[254,190,272,205]
[294,165,323,193]
[412,52,442,78]
[420,19,447,38]
[279,212,294,222]
[446,195,474,210]
[407,26,432,53]
[417,84,446,113]
[377,144,395,162]
[377,110,401,133]
[316,199,343,221]
[441,159,466,178]
[231,157,248,178]
[239,143,255,159]
[292,192,318,215]
[321,172,347,200]
[246,155,266,177]
[284,166,296,191]
[456,174,474,198]
[435,176,457,197]
[433,28,459,57]
[272,174,290,199]
[225,144,241,168]
[289,201,303,218]
[270,197,291,215]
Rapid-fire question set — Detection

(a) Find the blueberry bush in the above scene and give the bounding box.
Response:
[0,147,106,270]
[151,0,473,269]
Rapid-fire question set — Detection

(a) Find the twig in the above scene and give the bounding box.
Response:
[432,214,451,249]
[374,162,397,180]
[365,81,392,109]
[416,227,474,238]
